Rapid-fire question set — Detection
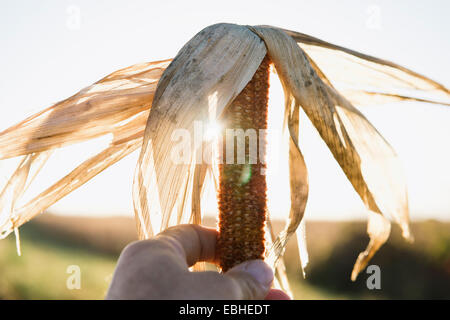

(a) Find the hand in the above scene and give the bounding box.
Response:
[105,224,290,300]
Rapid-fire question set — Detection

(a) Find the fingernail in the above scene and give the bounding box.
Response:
[229,260,274,287]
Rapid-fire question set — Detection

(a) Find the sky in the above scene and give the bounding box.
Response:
[0,0,449,222]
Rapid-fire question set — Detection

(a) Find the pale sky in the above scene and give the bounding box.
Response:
[1,0,449,221]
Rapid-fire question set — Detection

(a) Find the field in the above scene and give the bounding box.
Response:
[0,213,449,299]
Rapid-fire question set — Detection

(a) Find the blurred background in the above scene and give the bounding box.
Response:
[0,0,449,299]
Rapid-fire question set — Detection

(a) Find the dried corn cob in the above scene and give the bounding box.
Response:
[217,55,271,272]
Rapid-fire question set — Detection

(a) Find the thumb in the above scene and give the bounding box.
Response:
[224,259,274,300]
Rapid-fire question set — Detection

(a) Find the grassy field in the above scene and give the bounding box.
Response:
[0,213,449,299]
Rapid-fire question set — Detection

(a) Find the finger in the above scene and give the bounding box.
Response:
[183,259,274,300]
[265,289,291,300]
[107,225,218,300]
[225,260,274,299]
[156,224,219,267]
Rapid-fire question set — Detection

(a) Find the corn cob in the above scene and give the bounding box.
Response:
[217,55,271,272]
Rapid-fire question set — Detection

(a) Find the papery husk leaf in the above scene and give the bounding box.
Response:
[251,26,411,279]
[340,90,450,107]
[190,161,208,272]
[133,23,267,239]
[279,28,450,107]
[265,216,292,297]
[0,138,141,239]
[190,162,208,225]
[0,60,169,238]
[266,94,309,276]
[287,104,309,277]
[1,152,51,211]
[177,166,193,226]
[296,219,309,278]
[351,211,391,281]
[0,152,51,237]
[175,144,210,228]
[0,60,169,159]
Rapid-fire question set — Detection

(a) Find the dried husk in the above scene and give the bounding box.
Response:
[250,26,415,280]
[281,27,450,106]
[0,60,170,238]
[133,23,267,238]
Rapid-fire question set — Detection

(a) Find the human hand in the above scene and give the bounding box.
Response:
[106,224,290,300]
